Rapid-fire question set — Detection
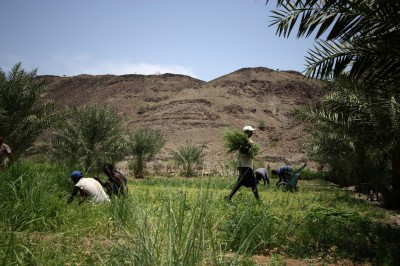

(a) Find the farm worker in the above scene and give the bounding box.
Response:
[101,163,128,196]
[227,126,260,201]
[0,136,13,170]
[255,167,270,185]
[272,165,292,186]
[67,171,110,204]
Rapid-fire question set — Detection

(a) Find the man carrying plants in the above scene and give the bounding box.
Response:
[223,126,260,201]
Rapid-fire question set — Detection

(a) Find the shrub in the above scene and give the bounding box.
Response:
[171,142,204,177]
[51,105,127,172]
[127,128,165,178]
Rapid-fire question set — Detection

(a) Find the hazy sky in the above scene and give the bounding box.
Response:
[0,0,315,81]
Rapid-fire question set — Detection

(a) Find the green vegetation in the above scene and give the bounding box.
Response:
[222,129,260,158]
[1,161,399,265]
[258,120,266,131]
[268,0,400,208]
[2,1,400,263]
[127,128,165,179]
[0,62,56,158]
[269,0,400,83]
[51,105,127,172]
[297,75,396,189]
[171,142,205,177]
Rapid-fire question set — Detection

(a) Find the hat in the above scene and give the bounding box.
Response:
[70,170,83,182]
[243,126,256,131]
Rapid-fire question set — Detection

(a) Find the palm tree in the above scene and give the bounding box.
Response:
[268,0,400,208]
[298,75,400,206]
[51,105,127,172]
[300,103,381,187]
[172,143,205,177]
[267,0,400,83]
[0,62,56,157]
[126,128,165,179]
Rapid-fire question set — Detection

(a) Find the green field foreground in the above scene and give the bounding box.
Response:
[1,162,399,265]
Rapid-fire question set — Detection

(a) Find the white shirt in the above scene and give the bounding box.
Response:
[238,139,253,168]
[0,143,11,155]
[75,178,110,203]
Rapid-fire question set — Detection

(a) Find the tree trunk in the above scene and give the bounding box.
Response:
[386,149,400,209]
[134,156,144,179]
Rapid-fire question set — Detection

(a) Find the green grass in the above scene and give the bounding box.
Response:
[1,161,399,265]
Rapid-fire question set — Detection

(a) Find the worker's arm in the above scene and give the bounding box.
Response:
[67,186,80,204]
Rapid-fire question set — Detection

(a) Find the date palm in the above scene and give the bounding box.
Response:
[0,62,56,157]
[298,75,400,206]
[172,143,204,177]
[51,105,127,172]
[268,0,400,208]
[127,128,165,179]
[268,0,400,84]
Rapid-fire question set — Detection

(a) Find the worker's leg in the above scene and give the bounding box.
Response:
[228,182,242,200]
[252,186,260,200]
[228,168,246,200]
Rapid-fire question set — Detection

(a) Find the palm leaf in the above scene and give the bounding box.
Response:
[267,0,400,83]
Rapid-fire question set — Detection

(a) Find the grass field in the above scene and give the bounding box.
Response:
[1,161,399,265]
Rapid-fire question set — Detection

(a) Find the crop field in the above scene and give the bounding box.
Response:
[1,161,399,265]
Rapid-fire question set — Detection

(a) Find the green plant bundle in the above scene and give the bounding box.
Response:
[222,129,260,157]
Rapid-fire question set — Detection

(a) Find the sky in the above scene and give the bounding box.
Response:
[0,0,316,82]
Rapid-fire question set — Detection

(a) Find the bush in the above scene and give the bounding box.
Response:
[127,128,165,178]
[51,105,127,172]
[300,168,327,180]
[171,143,204,177]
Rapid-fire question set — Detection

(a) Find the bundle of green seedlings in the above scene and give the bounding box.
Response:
[222,129,260,157]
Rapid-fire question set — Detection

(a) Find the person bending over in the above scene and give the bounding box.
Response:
[271,165,292,186]
[67,171,110,204]
[101,163,128,196]
[255,167,270,186]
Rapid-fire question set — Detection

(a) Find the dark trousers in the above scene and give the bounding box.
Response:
[228,167,259,200]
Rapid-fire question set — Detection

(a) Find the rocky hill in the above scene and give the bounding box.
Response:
[41,67,325,174]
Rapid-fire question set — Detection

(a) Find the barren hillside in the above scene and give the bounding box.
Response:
[41,67,325,173]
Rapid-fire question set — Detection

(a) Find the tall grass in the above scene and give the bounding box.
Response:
[0,161,68,232]
[1,162,399,265]
[103,182,237,265]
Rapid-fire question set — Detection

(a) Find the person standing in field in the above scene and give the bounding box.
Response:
[227,126,260,201]
[67,171,110,204]
[0,136,13,170]
[255,167,270,186]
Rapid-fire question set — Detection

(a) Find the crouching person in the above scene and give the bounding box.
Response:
[102,163,128,197]
[67,170,110,205]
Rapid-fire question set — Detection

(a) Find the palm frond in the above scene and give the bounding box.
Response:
[268,0,400,83]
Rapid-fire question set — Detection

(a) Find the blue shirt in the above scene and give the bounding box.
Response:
[276,166,292,177]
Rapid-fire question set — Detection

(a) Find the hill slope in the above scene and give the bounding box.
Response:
[42,67,325,173]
